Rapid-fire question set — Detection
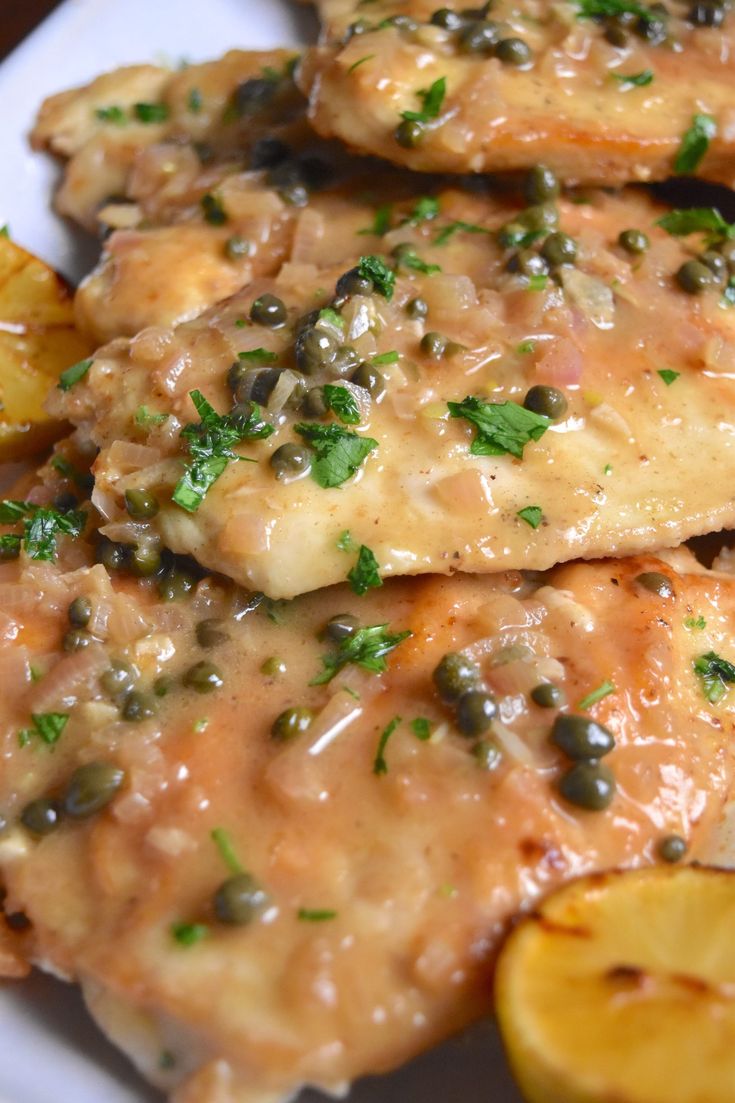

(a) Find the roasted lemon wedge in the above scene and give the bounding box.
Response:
[495,866,735,1103]
[0,233,91,460]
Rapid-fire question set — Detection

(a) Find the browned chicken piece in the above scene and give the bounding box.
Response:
[300,0,735,186]
[53,187,735,599]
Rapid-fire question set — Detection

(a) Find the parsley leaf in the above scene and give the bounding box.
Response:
[135,404,169,427]
[19,712,69,746]
[95,105,126,125]
[0,500,86,561]
[394,247,441,275]
[373,715,402,775]
[238,347,279,364]
[294,423,378,488]
[612,69,654,87]
[0,534,21,558]
[318,307,345,331]
[400,76,446,123]
[58,357,93,391]
[173,390,270,513]
[434,220,491,246]
[402,196,440,226]
[337,529,356,552]
[657,207,735,239]
[133,102,169,123]
[0,499,34,523]
[574,0,653,18]
[358,255,395,299]
[675,114,717,176]
[517,505,543,529]
[347,544,382,596]
[372,350,399,366]
[171,922,208,946]
[411,717,432,741]
[577,680,616,710]
[694,651,735,704]
[448,397,549,459]
[685,615,706,630]
[322,384,361,425]
[211,827,243,874]
[310,623,413,685]
[658,369,680,385]
[298,908,338,921]
[201,193,227,225]
[359,204,393,236]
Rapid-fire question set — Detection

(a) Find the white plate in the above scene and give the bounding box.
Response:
[0,2,522,1101]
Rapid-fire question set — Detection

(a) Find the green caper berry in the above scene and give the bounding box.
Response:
[699,250,728,285]
[124,488,159,520]
[183,661,224,693]
[558,760,616,811]
[301,387,329,418]
[130,543,162,577]
[531,683,566,708]
[395,119,426,148]
[269,442,312,480]
[153,675,172,698]
[271,706,315,741]
[63,628,93,653]
[407,297,428,320]
[335,268,374,297]
[261,656,287,676]
[688,2,726,27]
[225,235,252,260]
[250,293,288,328]
[158,566,196,602]
[100,661,138,697]
[295,326,339,375]
[456,689,497,737]
[96,538,127,572]
[331,345,361,376]
[459,19,500,52]
[523,385,568,420]
[323,612,360,642]
[433,651,480,704]
[213,872,269,925]
[523,165,559,206]
[196,619,229,649]
[618,229,649,255]
[495,36,532,64]
[519,203,559,232]
[420,331,448,359]
[676,259,714,294]
[68,596,92,628]
[232,368,281,406]
[430,6,464,28]
[350,362,386,399]
[604,20,629,46]
[63,761,126,818]
[635,13,666,44]
[507,249,549,278]
[550,714,615,760]
[121,691,156,723]
[473,738,502,770]
[497,221,527,249]
[541,231,577,268]
[658,834,687,863]
[21,798,62,835]
[635,571,675,599]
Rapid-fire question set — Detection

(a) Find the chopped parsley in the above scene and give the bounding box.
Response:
[517,505,543,529]
[135,404,169,427]
[359,204,393,237]
[310,623,413,685]
[201,193,227,225]
[371,350,399,365]
[348,53,376,73]
[211,827,243,874]
[294,423,378,488]
[238,347,279,364]
[685,615,707,630]
[434,220,491,246]
[358,254,395,299]
[0,500,86,561]
[658,369,680,386]
[657,207,735,240]
[447,397,549,459]
[171,922,208,946]
[18,712,69,747]
[402,196,441,226]
[337,529,356,552]
[58,357,93,391]
[400,76,446,124]
[95,105,126,125]
[373,715,402,775]
[694,651,735,704]
[577,680,616,710]
[411,717,432,741]
[612,69,654,88]
[527,274,548,292]
[574,0,653,18]
[187,87,203,113]
[395,248,441,275]
[517,340,536,355]
[675,114,717,176]
[604,463,613,475]
[133,102,170,123]
[498,225,545,250]
[322,384,361,425]
[347,544,382,596]
[318,307,345,331]
[297,908,338,921]
[172,390,270,513]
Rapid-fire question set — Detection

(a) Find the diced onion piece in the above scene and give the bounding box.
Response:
[31,644,109,711]
[290,207,326,264]
[561,269,615,330]
[491,719,534,765]
[268,369,304,414]
[534,336,583,386]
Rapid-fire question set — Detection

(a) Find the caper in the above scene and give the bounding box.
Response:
[230,401,271,435]
[383,13,418,30]
[473,738,502,770]
[456,689,497,737]
[507,249,549,278]
[395,119,426,148]
[688,1,726,25]
[335,267,374,298]
[343,17,371,42]
[497,221,527,249]
[350,362,386,399]
[618,229,649,255]
[677,259,714,294]
[183,661,224,693]
[323,612,360,642]
[433,651,480,704]
[531,682,566,708]
[100,661,138,698]
[523,385,567,420]
[63,761,126,818]
[63,628,94,653]
[700,250,728,285]
[271,705,315,741]
[53,490,79,514]
[421,331,448,359]
[153,675,173,698]
[249,136,290,171]
[459,19,500,51]
[130,542,162,577]
[635,13,667,43]
[196,619,229,649]
[233,77,276,116]
[232,367,281,406]
[331,345,361,376]
[635,571,675,599]
[295,326,339,375]
[301,387,328,418]
[213,872,269,925]
[121,691,156,722]
[558,760,616,811]
[407,297,428,320]
[551,714,615,760]
[523,165,559,206]
[261,656,287,676]
[21,798,62,835]
[225,235,252,260]
[659,834,687,862]
[250,293,288,328]
[158,565,197,602]
[541,231,577,268]
[123,488,157,520]
[96,538,127,572]
[430,6,465,28]
[68,596,92,628]
[718,238,735,272]
[269,442,312,480]
[519,203,559,232]
[495,36,532,64]
[604,21,629,46]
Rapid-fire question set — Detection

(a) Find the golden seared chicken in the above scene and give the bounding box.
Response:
[301,0,735,185]
[1,452,735,1101]
[55,187,735,598]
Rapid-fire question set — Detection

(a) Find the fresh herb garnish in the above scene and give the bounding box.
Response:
[685,615,707,630]
[238,347,279,364]
[348,53,376,73]
[337,529,355,552]
[171,922,208,946]
[294,423,378,488]
[411,717,432,741]
[347,544,382,596]
[297,908,338,921]
[311,623,412,685]
[187,87,203,113]
[574,0,652,18]
[447,397,549,459]
[434,220,491,246]
[657,207,735,240]
[498,225,545,250]
[694,651,735,704]
[395,248,441,275]
[400,76,446,124]
[612,69,654,87]
[359,204,393,236]
[527,274,548,292]
[201,193,227,225]
[95,105,126,125]
[373,715,402,775]
[173,389,269,513]
[371,350,399,365]
[133,102,169,123]
[675,114,717,176]
[18,712,69,746]
[516,340,536,355]
[517,505,543,529]
[577,680,616,710]
[658,369,680,386]
[322,384,361,425]
[58,357,93,391]
[402,196,440,226]
[318,307,345,330]
[135,404,169,427]
[0,500,86,561]
[358,254,395,299]
[211,826,243,874]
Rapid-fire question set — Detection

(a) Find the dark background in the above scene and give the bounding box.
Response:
[1,0,63,60]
